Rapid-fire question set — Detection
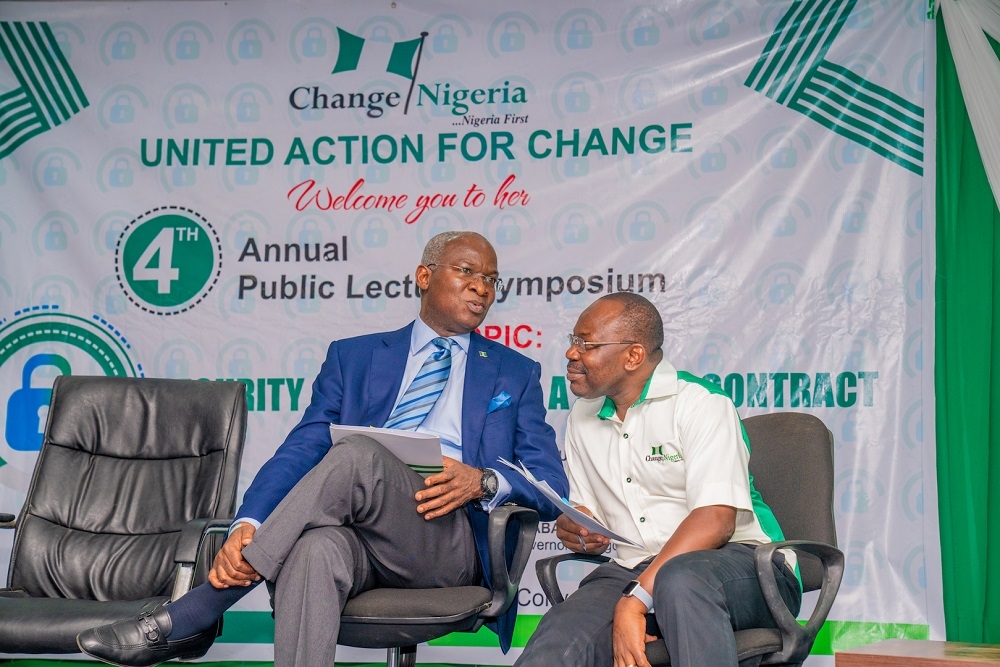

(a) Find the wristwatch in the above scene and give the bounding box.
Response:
[479,468,499,502]
[622,580,654,612]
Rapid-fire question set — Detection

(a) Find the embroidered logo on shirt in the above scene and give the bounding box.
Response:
[646,445,683,463]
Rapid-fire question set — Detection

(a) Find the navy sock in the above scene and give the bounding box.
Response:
[165,579,261,639]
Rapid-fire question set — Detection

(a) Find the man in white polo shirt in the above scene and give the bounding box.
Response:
[515,292,801,667]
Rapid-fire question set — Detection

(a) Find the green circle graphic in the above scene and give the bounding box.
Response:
[121,211,218,310]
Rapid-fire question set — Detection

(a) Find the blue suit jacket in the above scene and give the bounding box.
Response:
[236,322,568,651]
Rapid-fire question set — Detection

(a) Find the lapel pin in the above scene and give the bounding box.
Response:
[479,351,488,358]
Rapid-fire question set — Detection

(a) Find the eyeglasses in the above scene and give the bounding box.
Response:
[566,334,637,351]
[427,264,504,290]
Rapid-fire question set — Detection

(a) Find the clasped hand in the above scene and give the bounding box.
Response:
[209,522,260,589]
[414,456,483,520]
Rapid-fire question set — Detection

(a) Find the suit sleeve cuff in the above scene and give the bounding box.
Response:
[229,517,261,536]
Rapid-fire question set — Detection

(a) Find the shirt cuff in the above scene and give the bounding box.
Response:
[479,468,512,512]
[229,517,261,536]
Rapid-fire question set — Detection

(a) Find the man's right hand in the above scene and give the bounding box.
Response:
[556,507,610,553]
[208,523,261,588]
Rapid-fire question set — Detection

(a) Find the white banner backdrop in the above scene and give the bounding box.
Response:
[0,0,940,663]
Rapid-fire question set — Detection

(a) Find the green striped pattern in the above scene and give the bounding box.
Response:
[744,0,924,175]
[0,22,88,159]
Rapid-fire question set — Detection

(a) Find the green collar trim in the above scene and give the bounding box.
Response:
[596,373,655,420]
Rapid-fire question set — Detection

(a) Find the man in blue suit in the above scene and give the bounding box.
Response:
[79,231,568,667]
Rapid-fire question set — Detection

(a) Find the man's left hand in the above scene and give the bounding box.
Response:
[612,595,656,667]
[415,456,483,520]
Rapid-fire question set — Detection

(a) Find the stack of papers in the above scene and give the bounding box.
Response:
[498,457,639,547]
[330,424,443,476]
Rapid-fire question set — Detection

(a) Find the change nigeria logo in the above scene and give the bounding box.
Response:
[0,306,143,467]
[744,0,924,175]
[0,22,89,159]
[114,206,222,315]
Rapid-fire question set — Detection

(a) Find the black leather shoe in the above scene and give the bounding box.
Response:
[76,604,215,667]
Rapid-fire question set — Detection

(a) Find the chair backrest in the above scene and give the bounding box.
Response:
[743,412,836,591]
[7,376,247,601]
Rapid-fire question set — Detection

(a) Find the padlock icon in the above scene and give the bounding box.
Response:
[434,24,458,53]
[109,158,133,188]
[45,220,68,251]
[846,340,864,369]
[566,18,593,50]
[842,141,863,164]
[111,31,136,60]
[702,9,730,40]
[366,163,389,183]
[429,217,451,237]
[302,27,327,58]
[301,104,323,121]
[563,214,588,244]
[631,153,654,176]
[700,207,723,238]
[106,287,126,314]
[496,216,521,246]
[297,296,320,313]
[232,290,254,313]
[841,480,870,513]
[237,92,260,123]
[701,143,726,172]
[238,28,263,59]
[773,213,796,237]
[55,30,72,59]
[176,30,200,59]
[5,354,72,451]
[499,22,525,52]
[564,156,588,178]
[234,165,257,185]
[768,272,794,304]
[234,220,254,249]
[110,95,135,124]
[294,348,319,378]
[431,160,455,182]
[41,284,66,308]
[364,219,388,248]
[771,140,797,169]
[363,295,386,313]
[43,157,68,186]
[564,82,590,112]
[846,0,874,29]
[174,94,198,124]
[370,26,391,43]
[633,18,659,46]
[632,78,656,109]
[843,551,864,586]
[498,160,521,180]
[173,165,195,187]
[701,82,728,106]
[698,343,723,374]
[301,164,322,183]
[629,211,654,241]
[299,219,321,244]
[165,348,189,377]
[842,412,856,442]
[229,348,252,377]
[842,201,867,233]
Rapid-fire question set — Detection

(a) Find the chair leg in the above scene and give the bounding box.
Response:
[386,645,417,667]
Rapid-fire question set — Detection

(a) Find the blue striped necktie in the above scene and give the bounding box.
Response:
[383,337,453,430]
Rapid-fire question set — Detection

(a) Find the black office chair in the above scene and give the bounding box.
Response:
[337,503,539,667]
[537,412,844,667]
[0,375,247,655]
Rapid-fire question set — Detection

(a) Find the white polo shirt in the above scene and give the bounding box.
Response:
[565,359,789,570]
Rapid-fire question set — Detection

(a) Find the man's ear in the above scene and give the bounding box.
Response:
[623,343,646,371]
[415,264,431,291]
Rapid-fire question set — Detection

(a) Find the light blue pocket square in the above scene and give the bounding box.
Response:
[488,391,512,414]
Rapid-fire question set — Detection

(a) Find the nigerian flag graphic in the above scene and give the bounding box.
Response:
[0,22,89,160]
[331,27,428,113]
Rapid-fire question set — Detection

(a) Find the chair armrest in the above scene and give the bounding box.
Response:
[170,518,234,601]
[754,540,844,665]
[536,552,611,605]
[0,513,15,529]
[482,504,540,619]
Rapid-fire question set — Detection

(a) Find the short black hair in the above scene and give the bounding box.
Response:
[597,292,664,352]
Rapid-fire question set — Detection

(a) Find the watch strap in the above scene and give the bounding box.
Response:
[623,580,654,611]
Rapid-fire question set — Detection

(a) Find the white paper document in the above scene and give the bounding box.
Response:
[498,457,640,547]
[330,424,443,476]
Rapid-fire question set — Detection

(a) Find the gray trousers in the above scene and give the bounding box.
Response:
[515,542,802,667]
[241,435,480,667]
